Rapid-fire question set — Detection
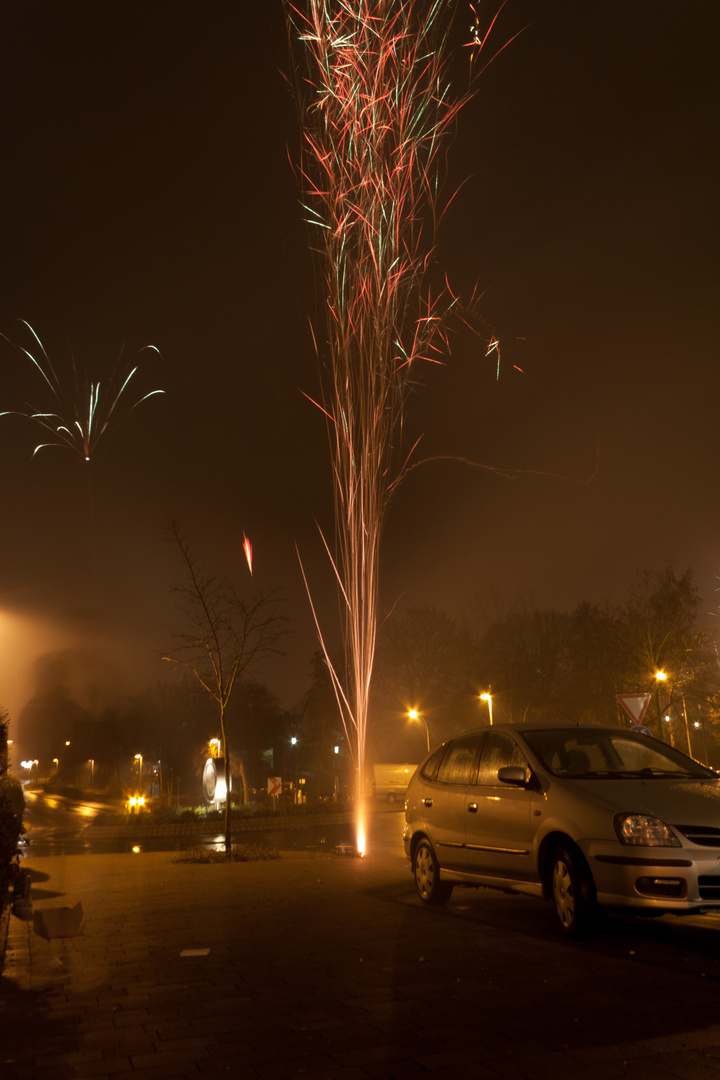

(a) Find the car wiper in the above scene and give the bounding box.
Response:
[566,770,622,778]
[639,769,701,778]
[614,768,701,779]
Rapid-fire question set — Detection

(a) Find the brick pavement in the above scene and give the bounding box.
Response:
[3,832,720,1078]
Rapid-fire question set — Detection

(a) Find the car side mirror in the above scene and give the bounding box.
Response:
[497,766,527,787]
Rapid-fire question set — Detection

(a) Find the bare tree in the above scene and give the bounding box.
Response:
[162,521,284,853]
[616,566,719,745]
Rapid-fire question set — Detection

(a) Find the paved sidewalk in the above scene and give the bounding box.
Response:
[3,840,720,1078]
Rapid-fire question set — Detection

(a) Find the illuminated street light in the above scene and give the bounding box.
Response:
[480,692,493,726]
[408,709,430,753]
[134,753,143,789]
[654,669,693,755]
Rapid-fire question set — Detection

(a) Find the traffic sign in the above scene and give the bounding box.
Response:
[268,776,282,797]
[617,693,651,725]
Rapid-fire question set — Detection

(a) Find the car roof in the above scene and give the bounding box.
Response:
[451,722,632,737]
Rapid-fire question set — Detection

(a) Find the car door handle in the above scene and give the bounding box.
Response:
[467,803,478,813]
[423,798,433,808]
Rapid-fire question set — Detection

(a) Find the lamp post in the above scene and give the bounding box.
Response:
[290,737,299,801]
[655,669,692,751]
[408,709,430,753]
[480,692,493,726]
[654,670,668,742]
[134,753,143,791]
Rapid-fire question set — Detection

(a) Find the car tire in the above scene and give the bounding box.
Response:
[551,845,600,939]
[413,839,453,905]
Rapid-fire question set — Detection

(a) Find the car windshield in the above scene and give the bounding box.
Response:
[520,728,716,780]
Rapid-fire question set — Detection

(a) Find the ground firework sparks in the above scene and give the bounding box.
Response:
[1,320,164,461]
[286,0,500,854]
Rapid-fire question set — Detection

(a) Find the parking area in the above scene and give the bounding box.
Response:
[3,816,720,1078]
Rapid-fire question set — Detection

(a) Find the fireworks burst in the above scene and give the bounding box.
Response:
[286,0,504,853]
[1,320,164,461]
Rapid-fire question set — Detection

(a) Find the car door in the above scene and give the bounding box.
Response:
[422,733,483,873]
[464,731,539,883]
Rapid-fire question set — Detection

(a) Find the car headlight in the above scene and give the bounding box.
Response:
[614,813,681,847]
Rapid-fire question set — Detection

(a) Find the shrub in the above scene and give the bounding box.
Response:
[0,776,26,901]
[172,843,280,864]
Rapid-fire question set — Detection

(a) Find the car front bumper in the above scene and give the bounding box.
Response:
[581,837,720,913]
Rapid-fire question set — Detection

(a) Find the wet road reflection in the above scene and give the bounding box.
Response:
[20,788,402,858]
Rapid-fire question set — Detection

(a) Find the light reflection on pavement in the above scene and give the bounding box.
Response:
[20,787,403,858]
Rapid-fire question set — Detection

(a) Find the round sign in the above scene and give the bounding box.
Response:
[202,758,230,803]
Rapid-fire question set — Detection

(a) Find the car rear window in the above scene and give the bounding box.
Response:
[420,744,447,781]
[435,735,482,785]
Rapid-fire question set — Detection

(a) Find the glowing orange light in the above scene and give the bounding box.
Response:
[243,534,253,576]
[356,804,366,857]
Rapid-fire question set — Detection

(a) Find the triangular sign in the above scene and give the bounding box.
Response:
[617,693,651,724]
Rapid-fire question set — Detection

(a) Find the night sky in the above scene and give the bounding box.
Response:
[1,1,718,744]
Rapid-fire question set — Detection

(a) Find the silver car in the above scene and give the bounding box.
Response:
[403,722,720,937]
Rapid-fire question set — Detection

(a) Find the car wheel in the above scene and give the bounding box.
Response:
[551,845,599,939]
[413,839,453,905]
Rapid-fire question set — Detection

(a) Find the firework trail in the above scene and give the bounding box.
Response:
[1,320,164,461]
[243,534,253,576]
[286,0,506,853]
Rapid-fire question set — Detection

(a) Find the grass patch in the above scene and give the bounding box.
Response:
[172,844,280,864]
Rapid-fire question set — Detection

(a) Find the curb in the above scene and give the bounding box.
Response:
[0,897,10,977]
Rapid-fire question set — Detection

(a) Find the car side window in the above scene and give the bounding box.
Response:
[420,744,447,781]
[435,735,481,785]
[476,732,528,786]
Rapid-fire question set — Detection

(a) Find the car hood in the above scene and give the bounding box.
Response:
[564,777,720,824]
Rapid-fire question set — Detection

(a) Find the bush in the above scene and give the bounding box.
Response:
[172,843,280,864]
[0,776,25,902]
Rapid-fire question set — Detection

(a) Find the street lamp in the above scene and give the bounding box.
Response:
[652,670,668,742]
[134,753,143,789]
[654,669,692,752]
[408,709,430,753]
[480,692,493,726]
